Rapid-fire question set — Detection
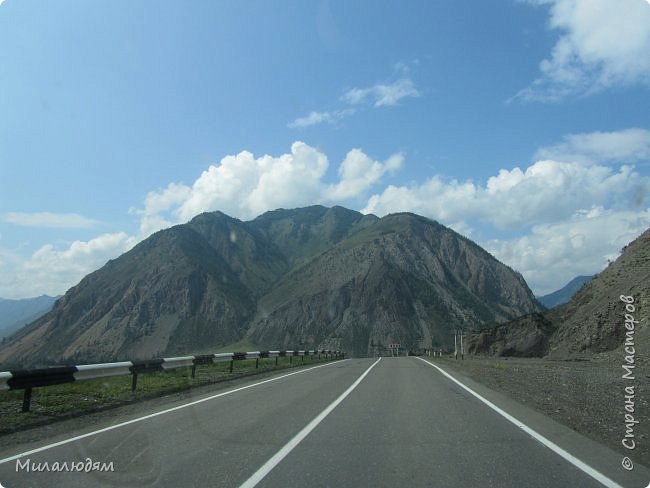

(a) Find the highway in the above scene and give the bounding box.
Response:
[0,357,647,487]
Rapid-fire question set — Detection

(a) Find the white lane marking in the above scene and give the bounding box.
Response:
[0,359,348,465]
[416,357,624,488]
[239,357,381,488]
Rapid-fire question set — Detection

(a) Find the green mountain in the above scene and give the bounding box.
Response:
[0,206,543,367]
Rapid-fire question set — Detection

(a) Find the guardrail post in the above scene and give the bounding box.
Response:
[255,358,259,369]
[229,360,234,374]
[191,364,197,379]
[22,387,33,412]
[131,372,138,392]
[275,356,278,366]
[289,355,292,365]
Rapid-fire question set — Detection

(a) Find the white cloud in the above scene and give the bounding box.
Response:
[289,70,420,128]
[534,128,650,163]
[131,182,192,237]
[341,78,420,107]
[174,142,329,222]
[516,0,650,101]
[363,160,649,229]
[1,143,405,298]
[136,142,402,234]
[288,109,355,128]
[325,150,403,200]
[486,207,650,295]
[3,212,98,228]
[4,129,649,299]
[0,232,137,298]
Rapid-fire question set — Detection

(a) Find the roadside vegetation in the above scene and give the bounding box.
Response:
[0,354,335,433]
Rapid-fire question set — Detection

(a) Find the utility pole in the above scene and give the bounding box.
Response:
[452,329,465,360]
[460,329,464,360]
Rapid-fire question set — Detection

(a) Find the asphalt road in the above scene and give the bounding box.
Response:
[0,357,647,488]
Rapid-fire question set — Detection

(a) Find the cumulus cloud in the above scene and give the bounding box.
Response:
[486,207,650,294]
[1,143,405,298]
[325,150,403,200]
[534,128,650,164]
[3,212,98,228]
[516,0,650,101]
[136,142,402,235]
[0,232,137,298]
[131,182,192,237]
[363,160,649,229]
[341,78,420,107]
[5,128,650,298]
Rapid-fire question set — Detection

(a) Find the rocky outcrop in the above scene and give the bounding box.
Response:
[466,313,555,357]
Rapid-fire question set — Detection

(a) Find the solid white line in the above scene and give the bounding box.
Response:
[0,359,348,465]
[416,357,624,488]
[239,357,381,488]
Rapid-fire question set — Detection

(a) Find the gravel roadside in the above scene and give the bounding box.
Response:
[432,355,649,465]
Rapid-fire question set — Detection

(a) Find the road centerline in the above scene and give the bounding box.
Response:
[416,357,624,488]
[239,357,382,488]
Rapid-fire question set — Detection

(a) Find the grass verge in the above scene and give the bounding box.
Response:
[0,354,335,434]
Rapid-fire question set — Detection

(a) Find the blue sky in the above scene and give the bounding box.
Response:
[1,0,649,298]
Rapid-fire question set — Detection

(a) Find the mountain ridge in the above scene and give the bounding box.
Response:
[0,206,543,367]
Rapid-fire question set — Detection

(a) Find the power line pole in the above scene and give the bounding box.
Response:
[452,329,465,360]
[460,329,464,360]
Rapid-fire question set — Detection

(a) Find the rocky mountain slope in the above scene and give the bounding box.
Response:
[0,206,543,367]
[247,213,542,356]
[468,228,650,358]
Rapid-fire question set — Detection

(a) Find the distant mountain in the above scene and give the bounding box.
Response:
[0,206,543,367]
[468,228,650,358]
[536,275,594,308]
[0,295,59,339]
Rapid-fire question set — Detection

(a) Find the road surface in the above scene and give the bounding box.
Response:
[0,357,647,487]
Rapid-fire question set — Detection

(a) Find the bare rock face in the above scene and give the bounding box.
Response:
[467,228,650,359]
[466,313,555,357]
[246,213,543,356]
[0,206,543,367]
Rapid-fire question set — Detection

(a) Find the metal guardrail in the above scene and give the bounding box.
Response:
[1,350,344,412]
